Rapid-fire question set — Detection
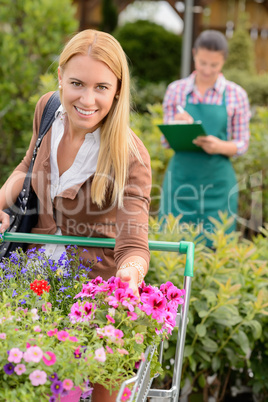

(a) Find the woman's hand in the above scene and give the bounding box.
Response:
[116,267,140,297]
[193,135,238,156]
[116,257,147,298]
[174,110,194,123]
[0,210,10,234]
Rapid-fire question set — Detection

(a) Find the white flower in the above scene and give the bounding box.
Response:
[31,308,40,322]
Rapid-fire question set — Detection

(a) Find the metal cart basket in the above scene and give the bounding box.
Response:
[3,232,194,402]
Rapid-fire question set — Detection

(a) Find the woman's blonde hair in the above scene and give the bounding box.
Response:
[58,29,138,208]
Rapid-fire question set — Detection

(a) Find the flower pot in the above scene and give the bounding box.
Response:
[60,387,82,402]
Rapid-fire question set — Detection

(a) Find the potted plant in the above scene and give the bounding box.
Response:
[0,246,185,401]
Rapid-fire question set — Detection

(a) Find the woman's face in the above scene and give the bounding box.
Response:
[193,48,225,85]
[58,54,118,136]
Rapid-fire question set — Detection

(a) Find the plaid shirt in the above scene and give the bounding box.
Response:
[162,72,250,155]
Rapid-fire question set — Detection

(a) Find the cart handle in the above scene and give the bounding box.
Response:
[2,233,194,277]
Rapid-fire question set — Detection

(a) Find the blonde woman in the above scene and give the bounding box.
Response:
[0,30,151,399]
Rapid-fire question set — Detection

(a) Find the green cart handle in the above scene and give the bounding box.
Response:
[2,233,194,277]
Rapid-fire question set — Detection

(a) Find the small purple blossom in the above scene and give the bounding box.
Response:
[49,373,58,382]
[4,363,15,375]
[51,380,64,395]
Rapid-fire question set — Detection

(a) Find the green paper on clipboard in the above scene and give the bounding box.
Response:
[158,122,207,152]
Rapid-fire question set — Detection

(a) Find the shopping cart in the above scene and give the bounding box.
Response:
[2,232,194,402]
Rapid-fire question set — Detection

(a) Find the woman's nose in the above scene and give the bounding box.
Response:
[80,88,95,106]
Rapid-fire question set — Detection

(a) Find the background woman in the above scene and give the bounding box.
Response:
[160,29,250,245]
[0,29,152,401]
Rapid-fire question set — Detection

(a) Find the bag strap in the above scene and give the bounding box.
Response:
[20,92,61,211]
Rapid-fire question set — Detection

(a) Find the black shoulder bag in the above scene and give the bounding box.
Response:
[0,91,61,260]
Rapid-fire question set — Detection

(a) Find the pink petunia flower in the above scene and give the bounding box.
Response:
[42,351,56,366]
[29,370,47,386]
[68,336,78,342]
[24,346,43,363]
[47,328,58,337]
[106,314,115,323]
[121,386,132,401]
[8,348,23,364]
[106,346,114,354]
[42,302,52,312]
[127,312,138,321]
[94,347,106,362]
[63,378,74,390]
[0,333,6,339]
[57,330,69,341]
[104,325,116,338]
[33,325,41,332]
[14,363,26,375]
[117,348,129,355]
[114,329,124,340]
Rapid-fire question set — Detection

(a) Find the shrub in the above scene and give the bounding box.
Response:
[224,69,268,106]
[113,20,182,84]
[147,215,268,401]
[0,0,78,185]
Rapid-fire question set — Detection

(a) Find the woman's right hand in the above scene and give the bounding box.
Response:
[0,210,10,234]
[174,110,194,123]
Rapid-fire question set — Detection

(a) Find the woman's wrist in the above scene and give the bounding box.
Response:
[118,261,145,287]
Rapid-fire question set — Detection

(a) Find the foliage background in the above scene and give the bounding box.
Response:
[0,0,78,181]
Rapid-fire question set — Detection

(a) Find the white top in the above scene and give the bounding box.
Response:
[42,105,100,261]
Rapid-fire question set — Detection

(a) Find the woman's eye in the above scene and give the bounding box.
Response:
[71,82,82,87]
[97,85,107,91]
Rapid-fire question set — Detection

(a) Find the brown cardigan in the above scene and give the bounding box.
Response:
[14,92,152,280]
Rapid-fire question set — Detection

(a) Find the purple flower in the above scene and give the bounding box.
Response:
[51,380,63,395]
[81,389,93,398]
[12,290,18,297]
[49,397,57,402]
[49,373,58,382]
[5,274,14,280]
[96,256,102,262]
[4,363,15,375]
[21,268,27,274]
[59,286,70,292]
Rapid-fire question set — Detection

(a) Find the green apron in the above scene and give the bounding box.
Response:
[160,91,237,245]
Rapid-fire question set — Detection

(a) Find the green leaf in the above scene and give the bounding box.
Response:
[196,324,207,337]
[200,289,217,303]
[198,373,206,388]
[189,355,197,372]
[212,355,221,371]
[232,330,251,355]
[211,305,242,327]
[201,338,218,352]
[184,345,194,357]
[198,310,208,318]
[196,349,211,362]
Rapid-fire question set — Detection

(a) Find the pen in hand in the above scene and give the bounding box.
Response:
[176,105,184,114]
[175,105,194,124]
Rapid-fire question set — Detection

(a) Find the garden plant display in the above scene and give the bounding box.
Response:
[0,245,185,401]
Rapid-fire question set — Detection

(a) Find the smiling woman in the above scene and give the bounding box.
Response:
[58,55,119,137]
[0,29,152,401]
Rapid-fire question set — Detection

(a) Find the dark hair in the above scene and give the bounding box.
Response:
[194,30,228,59]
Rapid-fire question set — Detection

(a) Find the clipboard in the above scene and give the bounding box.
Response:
[158,122,207,152]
